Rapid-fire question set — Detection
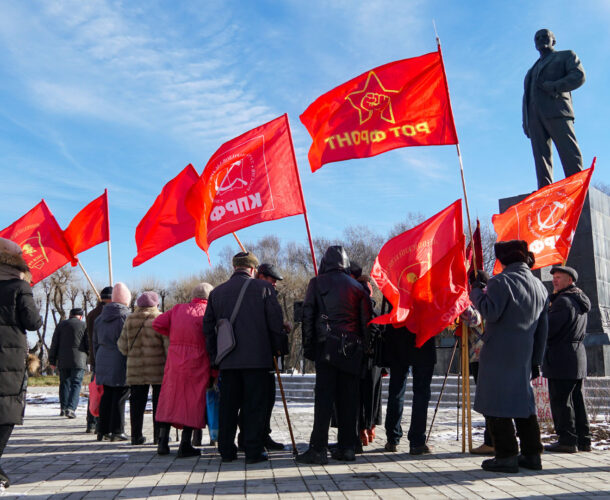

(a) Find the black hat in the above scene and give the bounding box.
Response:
[100,286,113,300]
[349,261,363,279]
[258,263,283,280]
[70,308,84,317]
[551,265,578,282]
[232,251,259,269]
[494,240,529,266]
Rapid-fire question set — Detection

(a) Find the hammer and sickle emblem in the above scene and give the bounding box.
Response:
[537,201,566,231]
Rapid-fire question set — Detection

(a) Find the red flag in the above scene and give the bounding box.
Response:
[492,163,594,274]
[370,200,469,347]
[0,200,76,285]
[300,49,458,172]
[133,164,199,267]
[185,114,305,256]
[63,191,109,259]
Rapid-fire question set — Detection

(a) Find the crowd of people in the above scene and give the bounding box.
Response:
[0,234,595,488]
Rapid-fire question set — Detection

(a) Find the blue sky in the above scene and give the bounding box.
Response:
[0,0,608,289]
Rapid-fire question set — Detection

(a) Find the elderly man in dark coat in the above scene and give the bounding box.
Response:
[542,265,591,453]
[203,252,286,464]
[49,308,88,419]
[470,240,548,473]
[0,238,42,488]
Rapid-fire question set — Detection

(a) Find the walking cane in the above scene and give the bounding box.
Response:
[273,355,297,456]
[426,335,459,443]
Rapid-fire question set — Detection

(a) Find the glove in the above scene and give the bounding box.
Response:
[469,270,490,289]
[531,365,541,380]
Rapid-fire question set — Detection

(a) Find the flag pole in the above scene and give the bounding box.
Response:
[462,321,472,451]
[284,114,318,276]
[232,232,247,252]
[104,189,113,285]
[78,261,102,302]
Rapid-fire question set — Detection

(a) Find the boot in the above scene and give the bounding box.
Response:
[295,447,328,465]
[518,454,542,470]
[157,426,170,455]
[177,427,200,458]
[481,455,519,473]
[359,429,369,446]
[367,426,376,443]
[0,465,9,488]
[191,429,202,447]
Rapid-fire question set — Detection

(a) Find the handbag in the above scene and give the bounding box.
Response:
[215,279,251,365]
[372,298,391,368]
[88,373,104,417]
[206,385,219,441]
[316,281,364,376]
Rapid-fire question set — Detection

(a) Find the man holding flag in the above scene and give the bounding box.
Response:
[470,240,548,473]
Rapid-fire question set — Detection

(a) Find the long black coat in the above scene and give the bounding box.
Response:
[203,270,285,370]
[93,302,130,387]
[302,247,373,360]
[0,276,42,425]
[542,285,590,380]
[49,317,88,370]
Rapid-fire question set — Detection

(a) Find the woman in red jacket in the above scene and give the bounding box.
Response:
[153,283,214,457]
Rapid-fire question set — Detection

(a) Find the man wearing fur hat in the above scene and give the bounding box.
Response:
[543,265,592,453]
[469,240,548,473]
[49,308,88,419]
[0,238,42,488]
[203,252,286,464]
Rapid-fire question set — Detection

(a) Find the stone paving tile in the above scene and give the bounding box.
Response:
[1,396,610,499]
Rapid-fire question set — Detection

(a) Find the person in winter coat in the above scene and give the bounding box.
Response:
[117,291,165,445]
[153,283,214,458]
[94,282,131,442]
[203,252,286,464]
[542,265,592,453]
[0,238,42,488]
[296,246,373,465]
[470,240,548,473]
[48,308,88,419]
[85,286,112,433]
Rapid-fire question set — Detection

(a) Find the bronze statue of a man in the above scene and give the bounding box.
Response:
[523,29,586,189]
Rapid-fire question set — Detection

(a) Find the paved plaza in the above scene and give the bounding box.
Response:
[1,387,609,499]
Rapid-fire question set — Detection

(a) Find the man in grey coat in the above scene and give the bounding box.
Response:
[470,240,548,473]
[523,29,586,189]
[49,308,88,419]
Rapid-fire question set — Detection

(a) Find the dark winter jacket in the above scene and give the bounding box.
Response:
[203,270,286,370]
[0,253,42,425]
[470,261,548,418]
[93,302,130,386]
[86,302,105,367]
[48,317,88,370]
[542,284,590,380]
[302,246,373,361]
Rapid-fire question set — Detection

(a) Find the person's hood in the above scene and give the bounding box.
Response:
[555,284,591,314]
[0,250,32,282]
[99,302,130,322]
[318,246,350,275]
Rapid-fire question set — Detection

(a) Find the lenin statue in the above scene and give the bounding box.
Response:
[523,29,586,189]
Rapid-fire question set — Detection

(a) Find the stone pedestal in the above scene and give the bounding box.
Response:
[499,186,610,375]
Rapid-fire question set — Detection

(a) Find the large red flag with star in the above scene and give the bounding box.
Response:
[300,49,458,172]
[370,200,469,347]
[185,114,305,257]
[0,200,77,285]
[492,163,594,274]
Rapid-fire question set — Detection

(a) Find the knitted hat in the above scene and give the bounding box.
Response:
[137,291,159,308]
[232,251,259,269]
[100,286,113,300]
[0,237,22,256]
[494,240,529,266]
[191,282,214,300]
[111,282,131,306]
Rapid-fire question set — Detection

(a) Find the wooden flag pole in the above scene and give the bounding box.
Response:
[274,355,297,456]
[78,261,102,302]
[462,321,472,452]
[461,331,466,453]
[232,232,247,253]
[105,189,113,285]
[285,114,318,276]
